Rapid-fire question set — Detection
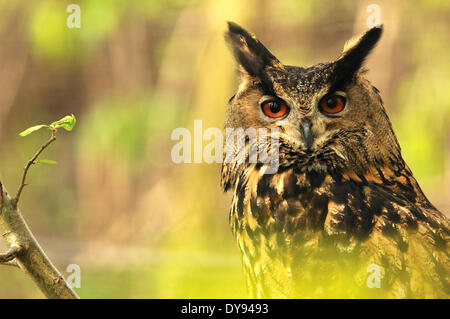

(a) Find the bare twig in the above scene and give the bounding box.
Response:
[0,124,79,298]
[0,260,19,268]
[0,245,22,263]
[13,129,57,207]
[0,181,79,298]
[0,115,79,298]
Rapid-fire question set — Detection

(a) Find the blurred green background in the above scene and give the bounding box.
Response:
[0,0,448,298]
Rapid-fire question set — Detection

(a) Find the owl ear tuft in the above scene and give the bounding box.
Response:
[332,25,383,87]
[225,22,284,93]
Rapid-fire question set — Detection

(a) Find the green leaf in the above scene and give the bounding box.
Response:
[36,159,58,165]
[50,114,76,131]
[19,125,49,137]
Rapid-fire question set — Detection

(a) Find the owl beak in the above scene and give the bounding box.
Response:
[300,119,313,150]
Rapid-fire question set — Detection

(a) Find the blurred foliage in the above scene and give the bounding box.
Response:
[77,94,179,167]
[0,0,449,298]
[393,27,450,189]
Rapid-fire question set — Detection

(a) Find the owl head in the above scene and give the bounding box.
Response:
[223,22,403,184]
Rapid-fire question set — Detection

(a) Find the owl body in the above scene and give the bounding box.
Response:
[222,22,449,298]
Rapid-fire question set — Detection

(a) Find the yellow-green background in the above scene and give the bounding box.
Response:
[0,0,448,298]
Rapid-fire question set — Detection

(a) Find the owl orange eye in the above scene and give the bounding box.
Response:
[261,100,289,118]
[319,94,346,114]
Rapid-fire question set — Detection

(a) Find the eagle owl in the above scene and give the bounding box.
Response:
[221,22,449,298]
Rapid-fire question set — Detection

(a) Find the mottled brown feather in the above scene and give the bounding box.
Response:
[222,23,449,298]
